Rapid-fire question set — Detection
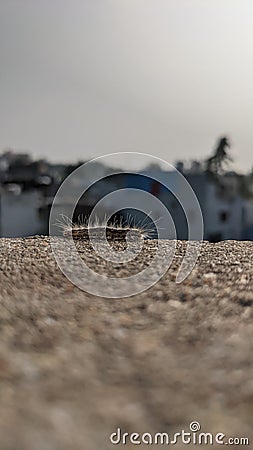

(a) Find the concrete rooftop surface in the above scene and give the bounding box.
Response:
[0,236,253,449]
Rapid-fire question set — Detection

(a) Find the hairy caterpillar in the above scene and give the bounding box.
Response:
[55,214,156,241]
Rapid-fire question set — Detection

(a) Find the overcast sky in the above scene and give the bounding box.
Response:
[0,0,252,171]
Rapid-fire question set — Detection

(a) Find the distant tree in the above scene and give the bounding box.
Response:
[206,136,232,176]
[145,162,162,171]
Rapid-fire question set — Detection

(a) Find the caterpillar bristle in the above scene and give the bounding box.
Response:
[56,214,155,240]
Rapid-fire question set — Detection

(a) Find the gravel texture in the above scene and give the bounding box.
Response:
[0,236,253,449]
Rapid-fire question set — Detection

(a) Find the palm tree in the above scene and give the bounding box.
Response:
[206,136,232,176]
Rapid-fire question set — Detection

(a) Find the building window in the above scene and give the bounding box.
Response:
[150,181,161,196]
[219,211,229,223]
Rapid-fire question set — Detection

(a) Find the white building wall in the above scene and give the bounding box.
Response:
[204,183,243,240]
[0,190,44,237]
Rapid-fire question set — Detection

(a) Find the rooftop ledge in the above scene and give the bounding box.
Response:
[0,236,252,449]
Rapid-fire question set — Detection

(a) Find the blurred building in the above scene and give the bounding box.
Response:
[0,150,58,237]
[0,187,46,237]
[107,167,253,241]
[1,149,253,241]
